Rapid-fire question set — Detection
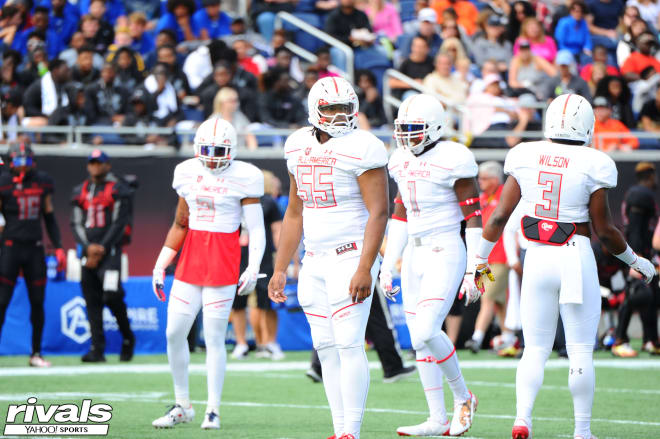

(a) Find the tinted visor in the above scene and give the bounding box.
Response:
[200,145,230,158]
[318,102,355,116]
[395,123,425,134]
[11,156,33,167]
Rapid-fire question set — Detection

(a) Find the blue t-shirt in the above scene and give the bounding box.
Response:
[155,13,195,42]
[13,26,65,59]
[191,9,232,39]
[78,0,126,25]
[586,0,624,30]
[131,32,156,55]
[554,16,592,55]
[49,11,78,44]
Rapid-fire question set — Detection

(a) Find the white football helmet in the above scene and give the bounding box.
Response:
[307,77,359,137]
[193,117,237,172]
[394,94,445,155]
[544,94,594,145]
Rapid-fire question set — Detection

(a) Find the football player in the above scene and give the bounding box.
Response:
[268,77,389,439]
[151,118,266,430]
[472,94,656,439]
[379,94,480,437]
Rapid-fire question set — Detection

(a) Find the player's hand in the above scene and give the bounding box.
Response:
[268,270,287,303]
[237,268,258,296]
[379,269,400,301]
[511,261,523,278]
[349,268,372,303]
[55,248,66,272]
[84,244,104,269]
[152,268,166,302]
[630,256,656,284]
[474,263,495,293]
[458,273,481,305]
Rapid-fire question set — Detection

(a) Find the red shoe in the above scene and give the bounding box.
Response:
[339,435,355,439]
[512,419,531,439]
[326,436,336,439]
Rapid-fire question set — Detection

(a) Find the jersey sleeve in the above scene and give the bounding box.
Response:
[284,130,304,175]
[354,135,388,177]
[447,143,478,184]
[242,165,265,199]
[503,145,522,181]
[172,161,195,198]
[587,152,617,193]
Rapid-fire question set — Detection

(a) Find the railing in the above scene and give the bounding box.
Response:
[273,11,355,82]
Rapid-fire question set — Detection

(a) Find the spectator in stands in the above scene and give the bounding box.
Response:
[144,63,182,127]
[233,38,265,77]
[508,39,557,98]
[128,12,155,56]
[391,35,433,99]
[23,59,71,127]
[621,32,660,81]
[616,7,645,66]
[438,36,467,66]
[397,7,442,61]
[0,5,23,54]
[4,1,30,54]
[48,82,88,141]
[144,29,178,70]
[80,15,103,54]
[586,0,624,59]
[1,50,23,96]
[430,0,478,35]
[124,0,160,21]
[543,49,592,101]
[293,67,318,102]
[198,61,255,120]
[71,46,100,85]
[259,67,306,128]
[554,1,592,62]
[586,62,608,96]
[80,0,127,27]
[592,95,639,151]
[628,0,660,27]
[0,88,22,143]
[312,47,341,79]
[85,62,130,144]
[211,86,257,149]
[506,0,534,43]
[19,40,48,86]
[18,6,65,59]
[504,93,544,146]
[467,73,518,144]
[88,0,115,52]
[472,13,512,71]
[595,75,635,127]
[469,59,497,94]
[356,69,387,128]
[580,45,620,81]
[639,86,660,144]
[157,44,191,100]
[250,0,296,43]
[423,52,468,104]
[225,17,270,54]
[364,0,403,42]
[112,46,145,90]
[325,0,390,72]
[59,32,105,70]
[513,17,557,63]
[48,0,77,45]
[269,46,303,84]
[121,88,169,145]
[193,0,232,40]
[155,0,197,42]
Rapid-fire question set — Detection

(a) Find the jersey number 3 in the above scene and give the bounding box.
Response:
[297,165,337,208]
[535,171,562,219]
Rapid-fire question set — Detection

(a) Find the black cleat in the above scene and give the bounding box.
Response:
[81,349,106,363]
[120,334,135,362]
[383,365,417,383]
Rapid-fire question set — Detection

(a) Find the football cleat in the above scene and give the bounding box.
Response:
[512,418,531,439]
[339,435,355,439]
[498,346,522,358]
[326,436,336,439]
[396,418,450,436]
[29,354,51,368]
[449,391,477,436]
[200,410,220,429]
[231,343,249,360]
[383,365,417,383]
[642,341,660,355]
[266,342,286,361]
[152,404,195,428]
[464,339,481,354]
[612,343,638,358]
[306,367,323,383]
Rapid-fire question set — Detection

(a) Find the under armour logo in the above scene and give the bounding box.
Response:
[570,368,583,375]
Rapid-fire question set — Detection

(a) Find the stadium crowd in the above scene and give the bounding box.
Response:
[0,0,659,148]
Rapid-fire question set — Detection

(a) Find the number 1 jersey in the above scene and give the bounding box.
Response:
[284,127,388,253]
[504,141,617,223]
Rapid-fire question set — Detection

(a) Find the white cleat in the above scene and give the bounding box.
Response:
[152,404,195,428]
[231,343,249,360]
[449,391,477,436]
[574,435,598,439]
[29,355,51,368]
[266,342,285,361]
[201,411,220,429]
[397,418,450,436]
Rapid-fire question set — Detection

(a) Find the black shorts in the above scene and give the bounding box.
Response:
[448,294,463,316]
[0,241,46,287]
[231,279,271,311]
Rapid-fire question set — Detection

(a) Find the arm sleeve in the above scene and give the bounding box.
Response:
[70,201,90,247]
[99,187,131,249]
[381,217,408,273]
[44,212,63,249]
[243,203,266,272]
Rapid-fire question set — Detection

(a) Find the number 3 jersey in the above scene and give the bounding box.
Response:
[504,140,617,223]
[388,141,478,237]
[0,170,54,242]
[171,158,264,286]
[284,127,388,252]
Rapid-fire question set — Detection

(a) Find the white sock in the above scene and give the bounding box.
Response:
[516,345,551,425]
[501,330,515,345]
[472,329,485,345]
[566,344,595,439]
[166,311,196,408]
[204,315,229,414]
[425,331,470,403]
[415,346,447,424]
[338,345,369,439]
[318,346,344,437]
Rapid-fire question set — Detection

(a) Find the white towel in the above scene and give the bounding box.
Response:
[144,75,178,120]
[41,72,68,116]
[559,240,583,304]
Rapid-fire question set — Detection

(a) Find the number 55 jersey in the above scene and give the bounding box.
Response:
[504,141,617,223]
[284,127,388,253]
[171,158,264,286]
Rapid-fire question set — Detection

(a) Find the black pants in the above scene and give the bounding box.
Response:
[616,278,658,344]
[80,248,133,353]
[311,287,404,376]
[0,241,47,355]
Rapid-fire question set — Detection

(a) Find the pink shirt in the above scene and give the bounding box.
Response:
[365,3,403,41]
[513,36,558,63]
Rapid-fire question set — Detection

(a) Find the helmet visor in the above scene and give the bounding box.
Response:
[318,102,355,117]
[11,156,33,167]
[199,145,231,158]
[394,121,426,147]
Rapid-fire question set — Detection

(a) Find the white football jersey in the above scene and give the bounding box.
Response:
[504,141,617,223]
[388,141,478,236]
[172,158,264,233]
[285,127,388,252]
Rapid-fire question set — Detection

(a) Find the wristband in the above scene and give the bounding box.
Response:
[464,227,482,271]
[476,237,496,264]
[614,245,637,266]
[155,246,177,270]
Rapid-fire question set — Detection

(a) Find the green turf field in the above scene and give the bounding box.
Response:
[1,350,659,439]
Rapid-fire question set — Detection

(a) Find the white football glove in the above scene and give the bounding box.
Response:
[459,273,481,305]
[379,269,400,301]
[237,269,258,296]
[152,268,166,302]
[631,256,656,284]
